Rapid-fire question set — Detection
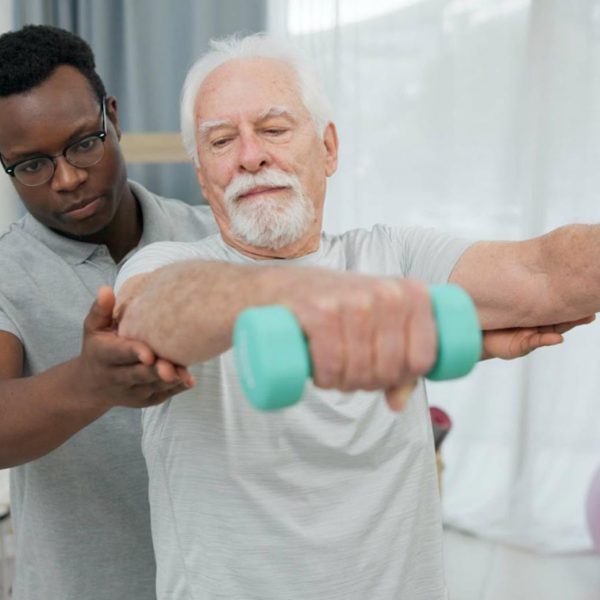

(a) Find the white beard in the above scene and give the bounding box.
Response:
[223,169,315,249]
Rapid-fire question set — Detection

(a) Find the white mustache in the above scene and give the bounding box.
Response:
[224,169,302,205]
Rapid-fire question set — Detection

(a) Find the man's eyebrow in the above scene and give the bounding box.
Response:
[6,116,102,161]
[197,107,299,138]
[197,119,234,137]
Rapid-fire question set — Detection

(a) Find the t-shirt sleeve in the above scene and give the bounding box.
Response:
[382,225,473,284]
[114,241,201,295]
[0,292,23,342]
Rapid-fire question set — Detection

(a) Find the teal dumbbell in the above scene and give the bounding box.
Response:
[233,284,482,410]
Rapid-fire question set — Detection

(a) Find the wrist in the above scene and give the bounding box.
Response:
[66,356,114,415]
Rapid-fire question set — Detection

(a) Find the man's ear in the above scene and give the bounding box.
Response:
[323,122,338,177]
[106,96,122,140]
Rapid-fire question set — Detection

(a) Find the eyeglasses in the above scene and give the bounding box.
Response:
[0,97,107,187]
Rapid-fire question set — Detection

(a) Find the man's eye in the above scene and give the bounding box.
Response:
[264,128,287,136]
[211,137,232,149]
[72,137,100,153]
[19,159,45,174]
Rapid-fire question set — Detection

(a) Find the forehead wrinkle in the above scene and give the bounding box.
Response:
[258,106,298,122]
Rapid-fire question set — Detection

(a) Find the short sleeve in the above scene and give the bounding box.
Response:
[115,241,202,295]
[0,291,23,342]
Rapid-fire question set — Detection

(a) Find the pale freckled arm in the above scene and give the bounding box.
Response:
[450,225,600,329]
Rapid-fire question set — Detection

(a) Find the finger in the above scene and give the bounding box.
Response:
[84,286,116,333]
[154,358,178,383]
[306,299,345,389]
[145,383,190,406]
[385,380,417,412]
[531,332,563,349]
[518,332,562,354]
[551,315,596,334]
[128,382,189,407]
[94,335,157,366]
[113,362,173,387]
[374,281,409,389]
[175,365,196,387]
[155,358,194,384]
[404,281,437,377]
[340,292,374,389]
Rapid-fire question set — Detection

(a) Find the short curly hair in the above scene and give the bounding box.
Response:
[0,25,106,101]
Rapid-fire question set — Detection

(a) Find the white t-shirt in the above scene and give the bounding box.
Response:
[116,225,472,600]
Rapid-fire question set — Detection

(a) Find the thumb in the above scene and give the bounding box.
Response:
[84,286,116,333]
[386,380,417,412]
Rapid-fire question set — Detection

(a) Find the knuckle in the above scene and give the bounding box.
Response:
[375,279,407,314]
[311,296,341,326]
[313,355,344,389]
[376,360,401,387]
[347,289,372,314]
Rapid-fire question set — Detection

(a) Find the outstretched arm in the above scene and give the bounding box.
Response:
[115,260,439,410]
[450,225,600,329]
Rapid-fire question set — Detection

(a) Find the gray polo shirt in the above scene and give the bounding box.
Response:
[0,181,216,600]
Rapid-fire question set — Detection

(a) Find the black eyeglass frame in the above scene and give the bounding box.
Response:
[0,96,107,185]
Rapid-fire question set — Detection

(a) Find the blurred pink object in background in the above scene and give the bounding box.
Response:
[430,406,452,451]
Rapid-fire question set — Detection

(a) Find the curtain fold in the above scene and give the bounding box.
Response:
[270,0,600,553]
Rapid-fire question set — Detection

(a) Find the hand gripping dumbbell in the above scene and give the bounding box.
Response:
[233,284,482,410]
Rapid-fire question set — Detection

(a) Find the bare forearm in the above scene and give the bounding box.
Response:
[537,224,600,317]
[451,224,600,330]
[0,359,109,468]
[117,261,286,365]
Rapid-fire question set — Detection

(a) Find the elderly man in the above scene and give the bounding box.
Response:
[115,35,597,600]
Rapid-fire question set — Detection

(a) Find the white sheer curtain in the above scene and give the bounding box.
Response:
[269,0,600,553]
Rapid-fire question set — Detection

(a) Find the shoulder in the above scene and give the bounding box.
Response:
[335,224,465,253]
[332,224,408,252]
[0,218,25,246]
[322,225,470,279]
[115,238,220,293]
[0,219,38,267]
[129,180,217,234]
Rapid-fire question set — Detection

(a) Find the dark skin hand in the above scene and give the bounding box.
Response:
[0,288,193,469]
[77,286,195,410]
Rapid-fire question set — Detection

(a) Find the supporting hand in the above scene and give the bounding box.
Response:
[481,315,595,360]
[76,286,194,410]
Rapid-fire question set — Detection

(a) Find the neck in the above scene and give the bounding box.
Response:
[83,183,142,263]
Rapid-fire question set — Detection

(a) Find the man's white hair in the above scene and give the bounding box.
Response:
[180,33,333,166]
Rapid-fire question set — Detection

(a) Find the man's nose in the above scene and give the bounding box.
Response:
[50,157,87,192]
[238,134,270,173]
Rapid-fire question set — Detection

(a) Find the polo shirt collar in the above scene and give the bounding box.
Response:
[23,212,98,265]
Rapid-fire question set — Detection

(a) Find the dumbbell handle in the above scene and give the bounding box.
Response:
[233,284,482,411]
